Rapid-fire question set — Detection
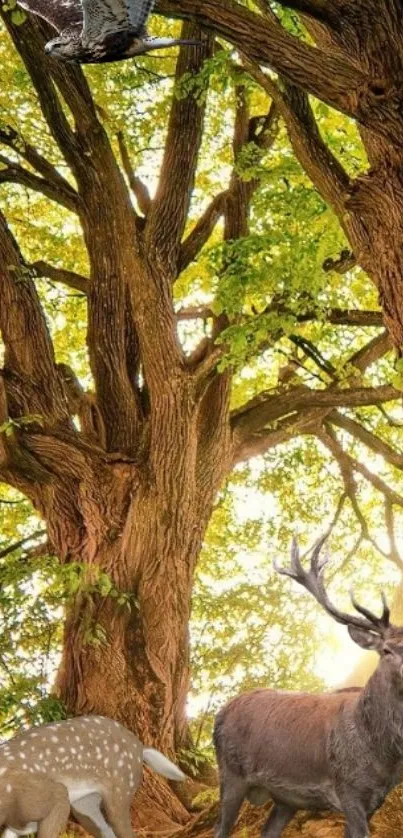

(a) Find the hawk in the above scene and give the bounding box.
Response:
[16,0,199,63]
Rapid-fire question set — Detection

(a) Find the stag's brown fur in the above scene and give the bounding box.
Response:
[214,539,403,838]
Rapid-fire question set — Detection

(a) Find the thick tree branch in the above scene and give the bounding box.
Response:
[176,304,383,327]
[232,383,398,439]
[158,0,367,118]
[3,22,147,448]
[0,210,69,425]
[191,93,279,371]
[146,24,214,275]
[232,328,393,463]
[272,0,338,22]
[0,123,78,197]
[231,408,321,462]
[0,154,79,213]
[2,12,79,171]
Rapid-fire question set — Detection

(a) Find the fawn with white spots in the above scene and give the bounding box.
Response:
[0,715,186,838]
[0,770,70,838]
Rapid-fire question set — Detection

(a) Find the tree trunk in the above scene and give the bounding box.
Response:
[29,383,234,755]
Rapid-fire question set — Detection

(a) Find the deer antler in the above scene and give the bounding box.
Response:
[274,536,390,634]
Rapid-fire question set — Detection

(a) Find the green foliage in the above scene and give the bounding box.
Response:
[0,499,137,733]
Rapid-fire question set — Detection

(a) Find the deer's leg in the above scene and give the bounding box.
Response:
[101,795,135,838]
[71,793,116,838]
[37,790,70,838]
[338,794,369,838]
[261,803,296,838]
[214,776,246,838]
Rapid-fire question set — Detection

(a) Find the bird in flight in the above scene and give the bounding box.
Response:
[17,0,199,63]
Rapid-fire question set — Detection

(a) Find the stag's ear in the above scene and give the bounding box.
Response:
[348,625,383,651]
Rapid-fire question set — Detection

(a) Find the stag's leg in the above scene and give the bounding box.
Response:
[37,787,70,838]
[339,794,369,838]
[71,793,117,838]
[214,776,247,838]
[261,803,296,838]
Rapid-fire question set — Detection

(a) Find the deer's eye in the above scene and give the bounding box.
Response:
[383,648,392,656]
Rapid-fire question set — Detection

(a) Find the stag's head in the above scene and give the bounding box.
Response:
[275,537,403,680]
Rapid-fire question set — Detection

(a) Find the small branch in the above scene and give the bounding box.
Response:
[384,500,403,570]
[323,249,356,274]
[117,131,151,216]
[289,334,335,377]
[329,411,403,471]
[241,58,350,214]
[58,363,106,448]
[176,305,214,321]
[178,191,228,272]
[353,460,403,509]
[318,425,370,539]
[193,346,223,389]
[347,330,392,373]
[253,0,279,23]
[0,529,46,561]
[31,261,88,294]
[321,423,403,567]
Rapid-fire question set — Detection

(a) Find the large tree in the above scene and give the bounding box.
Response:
[2,0,403,827]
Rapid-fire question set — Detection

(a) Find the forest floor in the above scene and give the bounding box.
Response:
[131,784,403,838]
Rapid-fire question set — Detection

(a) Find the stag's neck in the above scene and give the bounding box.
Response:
[356,665,403,763]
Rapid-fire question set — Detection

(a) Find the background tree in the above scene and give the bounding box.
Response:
[2,0,403,831]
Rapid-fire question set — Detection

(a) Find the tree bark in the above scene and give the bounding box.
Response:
[53,448,231,754]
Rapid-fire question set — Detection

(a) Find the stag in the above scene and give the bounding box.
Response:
[214,537,403,838]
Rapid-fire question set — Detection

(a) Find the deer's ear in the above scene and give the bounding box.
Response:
[348,625,383,651]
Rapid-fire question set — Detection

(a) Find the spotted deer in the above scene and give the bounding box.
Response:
[214,537,403,838]
[0,770,70,838]
[0,715,185,838]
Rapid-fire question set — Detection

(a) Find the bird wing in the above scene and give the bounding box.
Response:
[81,0,155,40]
[17,0,83,33]
[125,0,155,32]
[81,0,130,40]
